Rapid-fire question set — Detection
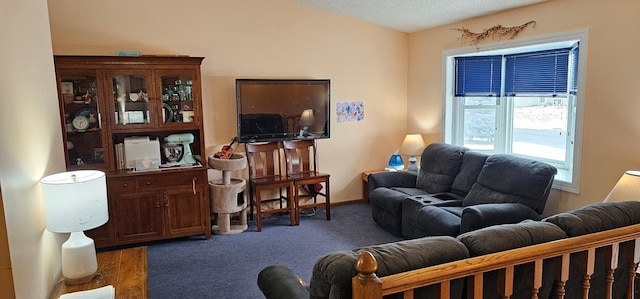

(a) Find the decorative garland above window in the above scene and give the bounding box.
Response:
[454,21,536,46]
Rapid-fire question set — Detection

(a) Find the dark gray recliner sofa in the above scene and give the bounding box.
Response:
[368,142,557,238]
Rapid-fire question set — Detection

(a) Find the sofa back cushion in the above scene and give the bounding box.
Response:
[457,220,567,256]
[416,143,468,194]
[450,151,488,197]
[462,154,557,214]
[309,236,469,299]
[543,201,640,236]
[457,220,567,299]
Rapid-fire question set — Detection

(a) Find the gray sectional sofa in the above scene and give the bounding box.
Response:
[257,201,640,299]
[368,142,557,238]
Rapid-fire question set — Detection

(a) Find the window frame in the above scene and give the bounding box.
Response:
[441,29,589,194]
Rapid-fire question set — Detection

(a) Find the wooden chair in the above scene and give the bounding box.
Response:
[245,142,296,232]
[282,140,330,225]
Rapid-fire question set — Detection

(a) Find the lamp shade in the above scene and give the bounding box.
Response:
[299,109,315,127]
[40,170,108,233]
[603,170,640,203]
[399,134,426,156]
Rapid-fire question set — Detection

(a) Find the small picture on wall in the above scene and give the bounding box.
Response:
[336,101,364,123]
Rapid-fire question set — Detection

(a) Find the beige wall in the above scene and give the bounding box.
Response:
[408,0,640,213]
[47,0,409,203]
[1,0,68,298]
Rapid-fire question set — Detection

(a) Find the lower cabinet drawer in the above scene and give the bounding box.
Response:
[137,171,206,190]
[108,178,135,192]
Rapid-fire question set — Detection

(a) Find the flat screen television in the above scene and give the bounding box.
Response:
[236,79,330,143]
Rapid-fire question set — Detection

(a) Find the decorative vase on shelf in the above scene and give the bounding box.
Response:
[88,113,97,126]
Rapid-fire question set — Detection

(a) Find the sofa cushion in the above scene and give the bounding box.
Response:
[459,203,542,234]
[369,187,412,236]
[416,143,468,193]
[369,188,408,216]
[414,206,462,237]
[463,154,557,214]
[457,220,567,256]
[543,201,640,237]
[309,236,469,299]
[450,151,488,196]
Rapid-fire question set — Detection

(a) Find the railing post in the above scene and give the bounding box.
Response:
[529,259,543,299]
[630,238,640,299]
[580,248,596,299]
[498,266,514,298]
[554,254,570,299]
[353,251,382,299]
[603,243,619,299]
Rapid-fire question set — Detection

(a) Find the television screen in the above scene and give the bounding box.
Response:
[236,79,330,143]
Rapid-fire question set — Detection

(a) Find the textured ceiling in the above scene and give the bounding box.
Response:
[294,0,546,33]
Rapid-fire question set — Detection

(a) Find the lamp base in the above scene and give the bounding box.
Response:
[64,270,97,285]
[407,156,418,173]
[299,127,309,138]
[61,231,99,285]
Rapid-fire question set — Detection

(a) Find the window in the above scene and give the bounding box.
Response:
[443,30,588,193]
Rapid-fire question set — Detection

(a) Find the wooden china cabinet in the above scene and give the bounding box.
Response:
[53,55,211,248]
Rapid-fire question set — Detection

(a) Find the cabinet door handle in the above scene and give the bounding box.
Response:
[145,181,151,186]
[192,177,197,194]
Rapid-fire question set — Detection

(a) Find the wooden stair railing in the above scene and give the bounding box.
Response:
[353,223,640,299]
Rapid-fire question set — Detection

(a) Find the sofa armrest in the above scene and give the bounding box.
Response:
[459,203,541,234]
[368,171,417,192]
[258,265,310,299]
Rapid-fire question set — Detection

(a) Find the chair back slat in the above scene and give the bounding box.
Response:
[246,142,283,179]
[283,140,317,175]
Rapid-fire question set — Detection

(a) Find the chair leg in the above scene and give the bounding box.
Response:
[290,183,298,226]
[325,181,330,221]
[256,191,262,232]
[248,186,254,220]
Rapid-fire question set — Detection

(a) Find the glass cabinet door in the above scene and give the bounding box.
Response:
[58,71,110,170]
[109,70,153,128]
[157,69,200,125]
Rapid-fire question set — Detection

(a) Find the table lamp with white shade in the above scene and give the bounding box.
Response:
[299,109,315,137]
[399,134,426,173]
[40,170,108,284]
[603,170,640,202]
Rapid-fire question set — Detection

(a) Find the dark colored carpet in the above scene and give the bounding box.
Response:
[147,203,403,298]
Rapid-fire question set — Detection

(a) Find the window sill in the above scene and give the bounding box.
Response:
[552,168,579,194]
